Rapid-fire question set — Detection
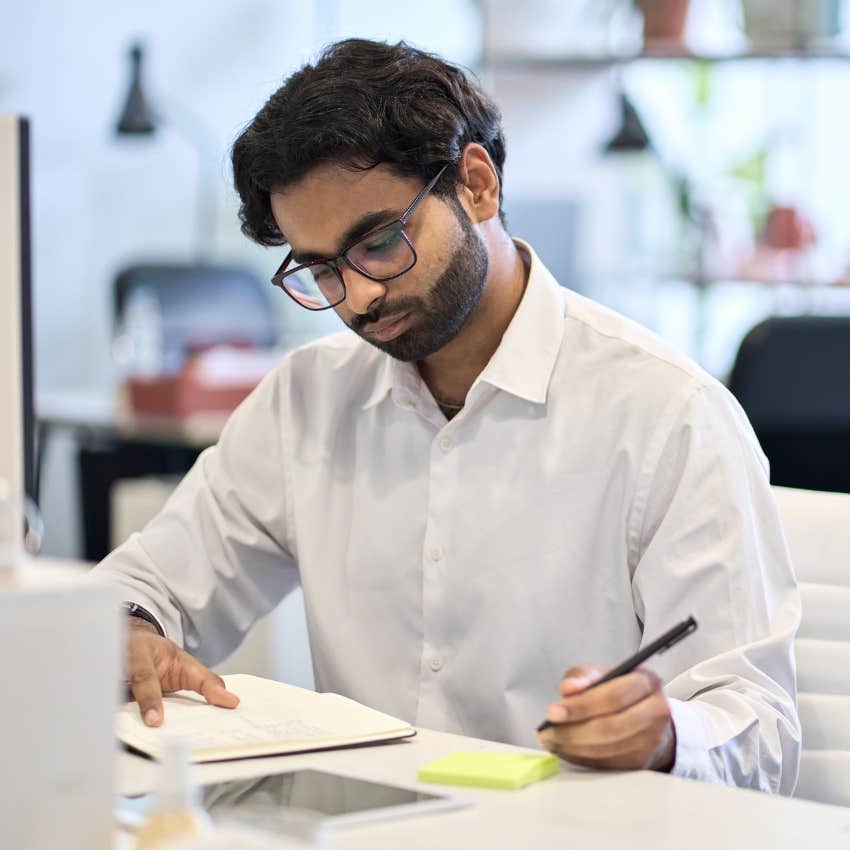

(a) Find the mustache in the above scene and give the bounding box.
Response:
[349,296,426,332]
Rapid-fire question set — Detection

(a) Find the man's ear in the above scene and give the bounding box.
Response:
[456,143,501,224]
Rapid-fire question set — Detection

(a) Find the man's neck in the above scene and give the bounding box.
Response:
[418,230,529,409]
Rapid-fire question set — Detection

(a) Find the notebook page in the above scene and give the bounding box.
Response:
[117,674,414,762]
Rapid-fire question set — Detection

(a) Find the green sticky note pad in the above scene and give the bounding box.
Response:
[418,751,559,790]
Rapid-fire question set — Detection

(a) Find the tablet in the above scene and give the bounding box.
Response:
[119,768,472,830]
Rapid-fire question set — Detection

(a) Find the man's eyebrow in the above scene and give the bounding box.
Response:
[290,208,402,264]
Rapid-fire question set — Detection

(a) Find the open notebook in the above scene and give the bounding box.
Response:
[117,674,416,763]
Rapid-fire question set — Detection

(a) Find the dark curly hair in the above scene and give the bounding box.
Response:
[231,38,507,246]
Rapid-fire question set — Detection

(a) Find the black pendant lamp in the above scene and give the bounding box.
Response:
[115,44,157,136]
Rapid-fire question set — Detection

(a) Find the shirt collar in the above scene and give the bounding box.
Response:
[362,238,566,410]
[475,238,565,405]
[362,354,418,410]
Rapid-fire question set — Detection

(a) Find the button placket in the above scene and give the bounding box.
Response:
[416,413,463,725]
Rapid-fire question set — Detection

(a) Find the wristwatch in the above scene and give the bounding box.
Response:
[121,601,165,637]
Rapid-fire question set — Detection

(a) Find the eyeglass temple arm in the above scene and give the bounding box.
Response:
[400,164,449,223]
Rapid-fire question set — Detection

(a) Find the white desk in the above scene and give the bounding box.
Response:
[117,727,850,849]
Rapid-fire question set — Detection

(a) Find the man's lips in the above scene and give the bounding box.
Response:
[367,312,413,342]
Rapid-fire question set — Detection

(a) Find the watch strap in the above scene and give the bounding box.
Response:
[122,601,165,637]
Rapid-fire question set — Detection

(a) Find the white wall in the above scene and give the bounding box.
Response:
[0,0,481,400]
[3,1,313,395]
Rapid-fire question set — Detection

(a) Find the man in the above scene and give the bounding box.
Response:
[95,38,801,792]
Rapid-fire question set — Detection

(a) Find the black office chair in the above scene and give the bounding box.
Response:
[728,316,850,494]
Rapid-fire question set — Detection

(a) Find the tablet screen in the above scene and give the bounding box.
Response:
[202,769,445,817]
[120,768,465,829]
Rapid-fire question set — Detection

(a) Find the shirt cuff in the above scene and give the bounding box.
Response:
[667,697,723,784]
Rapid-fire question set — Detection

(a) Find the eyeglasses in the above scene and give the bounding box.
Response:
[271,164,449,311]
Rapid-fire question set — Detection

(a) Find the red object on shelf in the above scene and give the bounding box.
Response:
[637,0,691,50]
[124,346,279,419]
[126,366,256,418]
[763,205,816,251]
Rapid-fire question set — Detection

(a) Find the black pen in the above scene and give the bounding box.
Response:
[536,615,698,733]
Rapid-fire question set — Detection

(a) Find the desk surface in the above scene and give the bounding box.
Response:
[117,727,850,849]
[38,389,226,448]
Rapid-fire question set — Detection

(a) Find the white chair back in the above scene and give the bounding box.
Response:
[773,485,850,806]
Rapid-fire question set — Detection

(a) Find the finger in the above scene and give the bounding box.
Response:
[544,666,606,722]
[175,655,240,709]
[540,692,670,763]
[564,696,662,757]
[558,666,606,698]
[550,668,661,724]
[127,640,165,727]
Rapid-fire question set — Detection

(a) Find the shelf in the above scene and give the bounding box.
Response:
[583,274,850,289]
[663,275,850,288]
[481,46,850,72]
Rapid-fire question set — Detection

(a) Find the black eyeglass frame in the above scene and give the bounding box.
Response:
[271,164,450,311]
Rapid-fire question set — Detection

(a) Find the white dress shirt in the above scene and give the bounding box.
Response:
[94,240,801,793]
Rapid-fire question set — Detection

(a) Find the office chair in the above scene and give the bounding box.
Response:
[728,316,850,493]
[773,485,850,806]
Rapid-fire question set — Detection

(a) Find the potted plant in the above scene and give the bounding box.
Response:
[635,0,692,50]
[579,0,692,53]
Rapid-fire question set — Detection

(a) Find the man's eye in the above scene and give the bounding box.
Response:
[363,229,402,254]
[313,267,336,282]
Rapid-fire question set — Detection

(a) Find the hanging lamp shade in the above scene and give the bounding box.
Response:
[115,43,157,135]
[603,91,651,154]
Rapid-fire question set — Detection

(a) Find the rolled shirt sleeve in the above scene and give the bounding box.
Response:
[629,380,801,793]
[92,367,299,666]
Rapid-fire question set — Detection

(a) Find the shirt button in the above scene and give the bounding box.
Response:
[429,657,443,672]
[439,436,452,452]
[429,546,443,562]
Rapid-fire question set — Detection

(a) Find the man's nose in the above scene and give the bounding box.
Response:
[341,264,387,316]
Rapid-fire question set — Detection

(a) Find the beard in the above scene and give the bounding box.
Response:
[347,208,489,362]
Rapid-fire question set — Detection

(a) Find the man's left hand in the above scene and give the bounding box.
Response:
[537,665,676,772]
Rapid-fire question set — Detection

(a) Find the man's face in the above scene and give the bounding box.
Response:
[269,163,489,362]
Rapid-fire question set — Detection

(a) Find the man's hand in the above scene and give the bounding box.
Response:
[125,618,240,726]
[537,665,676,772]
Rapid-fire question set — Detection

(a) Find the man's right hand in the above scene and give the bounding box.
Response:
[125,618,240,726]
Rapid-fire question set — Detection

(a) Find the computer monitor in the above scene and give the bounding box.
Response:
[0,114,35,510]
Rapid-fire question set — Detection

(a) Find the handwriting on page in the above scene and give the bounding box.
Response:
[175,717,331,748]
[147,701,332,748]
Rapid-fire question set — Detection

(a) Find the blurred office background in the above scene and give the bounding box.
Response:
[4,0,850,676]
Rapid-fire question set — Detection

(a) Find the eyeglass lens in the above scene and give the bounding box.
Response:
[284,221,415,309]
